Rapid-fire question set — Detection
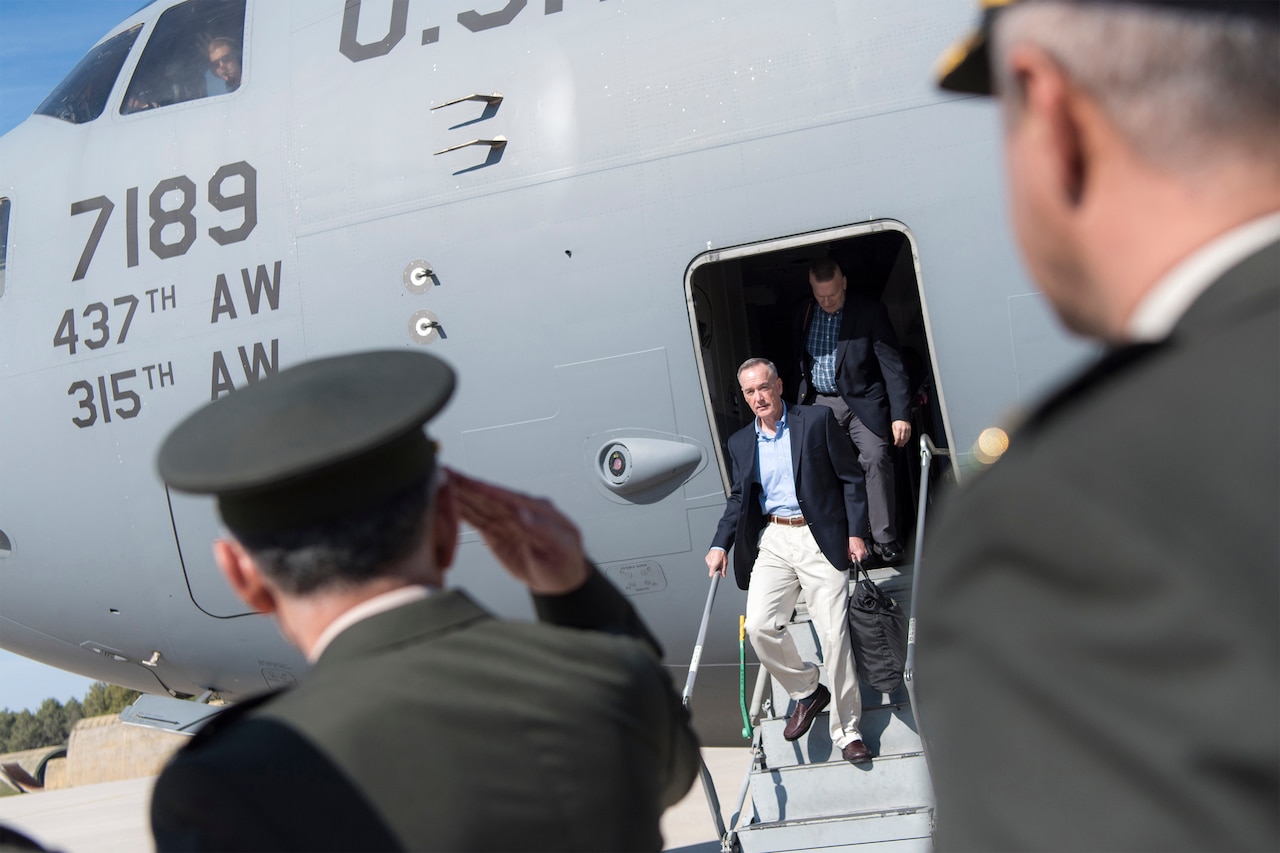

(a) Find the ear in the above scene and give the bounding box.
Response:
[429,476,460,575]
[1006,43,1088,207]
[213,538,279,615]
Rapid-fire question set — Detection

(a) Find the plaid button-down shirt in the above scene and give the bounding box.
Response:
[806,306,841,394]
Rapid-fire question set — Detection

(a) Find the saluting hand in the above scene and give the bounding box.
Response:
[447,469,589,595]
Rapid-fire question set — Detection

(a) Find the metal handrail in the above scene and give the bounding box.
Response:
[681,573,720,707]
[904,433,948,785]
[723,726,762,852]
[682,574,729,842]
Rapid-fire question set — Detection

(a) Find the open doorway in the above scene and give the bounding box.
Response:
[687,220,954,561]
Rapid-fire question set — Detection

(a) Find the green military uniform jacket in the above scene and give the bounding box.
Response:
[917,241,1279,850]
[151,570,700,851]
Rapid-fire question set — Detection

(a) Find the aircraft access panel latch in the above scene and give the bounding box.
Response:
[403,259,435,293]
[404,259,444,344]
[409,310,444,344]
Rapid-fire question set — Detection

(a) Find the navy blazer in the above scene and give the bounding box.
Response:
[711,404,869,590]
[795,293,912,439]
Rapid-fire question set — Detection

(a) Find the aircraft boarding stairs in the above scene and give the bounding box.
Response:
[730,569,933,852]
[686,436,947,852]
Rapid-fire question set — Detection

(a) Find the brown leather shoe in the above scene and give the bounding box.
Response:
[841,739,872,763]
[782,684,830,741]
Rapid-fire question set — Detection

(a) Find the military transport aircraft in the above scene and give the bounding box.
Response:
[0,0,1093,753]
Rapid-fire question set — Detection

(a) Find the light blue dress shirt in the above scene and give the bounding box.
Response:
[756,405,801,517]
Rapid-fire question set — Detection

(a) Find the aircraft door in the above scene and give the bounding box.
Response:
[688,222,957,562]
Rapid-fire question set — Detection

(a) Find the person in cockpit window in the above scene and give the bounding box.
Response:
[206,36,241,93]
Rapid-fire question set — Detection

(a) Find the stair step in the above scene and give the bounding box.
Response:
[759,702,922,768]
[736,806,934,852]
[768,624,912,719]
[750,751,932,823]
[732,565,931,848]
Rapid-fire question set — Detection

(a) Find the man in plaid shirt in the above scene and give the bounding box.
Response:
[795,258,913,565]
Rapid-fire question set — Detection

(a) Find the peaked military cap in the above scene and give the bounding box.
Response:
[937,0,1280,95]
[157,350,455,535]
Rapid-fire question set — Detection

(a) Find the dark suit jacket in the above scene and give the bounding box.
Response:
[795,293,912,438]
[916,240,1280,850]
[711,404,868,590]
[151,570,700,852]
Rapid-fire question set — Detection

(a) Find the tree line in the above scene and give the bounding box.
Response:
[0,682,140,753]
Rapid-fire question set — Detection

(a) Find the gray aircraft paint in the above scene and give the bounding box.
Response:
[0,0,1094,744]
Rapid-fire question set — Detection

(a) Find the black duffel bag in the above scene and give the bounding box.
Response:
[847,560,908,693]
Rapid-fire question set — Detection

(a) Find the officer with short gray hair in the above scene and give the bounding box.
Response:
[920,2,1280,848]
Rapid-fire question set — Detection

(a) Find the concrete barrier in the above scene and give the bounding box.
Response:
[0,746,66,793]
[42,757,67,791]
[63,715,187,788]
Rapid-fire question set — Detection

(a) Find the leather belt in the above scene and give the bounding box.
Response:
[767,514,806,526]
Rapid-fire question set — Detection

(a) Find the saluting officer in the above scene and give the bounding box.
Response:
[150,349,699,852]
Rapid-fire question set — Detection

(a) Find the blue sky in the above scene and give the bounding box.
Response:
[0,0,144,135]
[0,0,148,712]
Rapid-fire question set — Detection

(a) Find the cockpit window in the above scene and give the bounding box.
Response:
[34,25,143,125]
[121,0,246,115]
[0,198,9,299]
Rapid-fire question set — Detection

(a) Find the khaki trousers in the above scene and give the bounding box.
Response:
[744,523,861,748]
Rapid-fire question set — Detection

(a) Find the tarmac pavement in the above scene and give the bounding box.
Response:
[0,747,751,852]
[0,775,156,853]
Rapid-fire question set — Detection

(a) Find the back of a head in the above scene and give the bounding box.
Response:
[156,349,456,595]
[993,1,1280,179]
[234,476,434,595]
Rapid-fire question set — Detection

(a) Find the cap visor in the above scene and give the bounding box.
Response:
[936,32,993,95]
